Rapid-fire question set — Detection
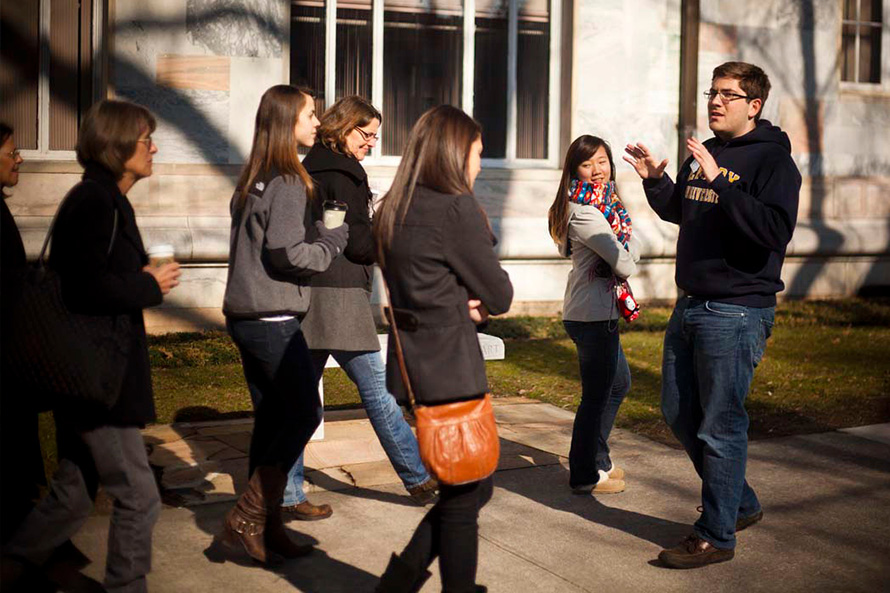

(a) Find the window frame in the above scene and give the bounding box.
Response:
[19,0,105,161]
[839,0,887,90]
[311,0,562,168]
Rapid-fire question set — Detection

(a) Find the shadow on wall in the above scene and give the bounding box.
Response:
[2,3,291,173]
[746,2,888,296]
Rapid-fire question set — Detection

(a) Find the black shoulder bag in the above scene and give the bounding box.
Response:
[6,182,133,411]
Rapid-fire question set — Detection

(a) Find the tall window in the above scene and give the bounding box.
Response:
[842,0,883,84]
[290,0,560,165]
[0,0,97,155]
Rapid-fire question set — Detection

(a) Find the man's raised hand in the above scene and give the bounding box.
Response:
[623,142,668,180]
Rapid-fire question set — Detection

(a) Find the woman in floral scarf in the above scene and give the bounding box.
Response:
[547,135,641,495]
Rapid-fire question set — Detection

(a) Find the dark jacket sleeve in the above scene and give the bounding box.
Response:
[324,172,375,265]
[712,154,801,252]
[443,195,514,315]
[55,187,163,315]
[643,159,693,225]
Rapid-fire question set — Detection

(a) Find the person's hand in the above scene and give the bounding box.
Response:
[686,137,720,183]
[144,262,181,295]
[315,220,349,256]
[622,143,668,180]
[468,299,489,325]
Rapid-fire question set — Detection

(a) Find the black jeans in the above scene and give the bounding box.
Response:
[399,476,494,593]
[227,317,322,476]
[563,319,626,488]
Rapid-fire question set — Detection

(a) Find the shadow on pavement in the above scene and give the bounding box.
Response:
[494,445,690,550]
[193,502,379,593]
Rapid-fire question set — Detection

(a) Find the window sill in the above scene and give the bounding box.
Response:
[838,81,890,99]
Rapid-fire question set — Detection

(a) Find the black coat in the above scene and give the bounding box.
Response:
[1,198,26,339]
[302,143,375,290]
[49,163,163,428]
[381,187,513,405]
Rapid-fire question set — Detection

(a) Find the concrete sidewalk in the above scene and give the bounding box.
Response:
[72,399,890,592]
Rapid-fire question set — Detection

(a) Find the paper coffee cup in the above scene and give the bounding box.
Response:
[147,244,175,267]
[323,200,347,229]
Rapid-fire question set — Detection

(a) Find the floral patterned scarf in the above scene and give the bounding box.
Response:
[568,179,633,248]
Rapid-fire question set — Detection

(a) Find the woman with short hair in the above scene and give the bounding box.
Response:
[373,105,513,593]
[3,100,181,593]
[281,96,436,522]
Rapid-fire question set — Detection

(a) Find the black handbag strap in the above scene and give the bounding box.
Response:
[381,274,417,409]
[37,180,120,266]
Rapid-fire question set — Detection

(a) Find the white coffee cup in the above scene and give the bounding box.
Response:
[147,244,175,268]
[323,200,347,229]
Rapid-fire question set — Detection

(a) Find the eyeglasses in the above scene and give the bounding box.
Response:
[137,136,154,147]
[354,127,379,142]
[704,90,752,104]
[2,149,20,159]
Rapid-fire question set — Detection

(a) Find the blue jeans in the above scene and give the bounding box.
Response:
[282,349,430,505]
[227,318,322,477]
[563,320,631,488]
[661,297,774,549]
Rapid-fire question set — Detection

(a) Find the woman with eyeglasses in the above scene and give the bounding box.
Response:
[0,122,46,548]
[3,100,181,593]
[280,96,437,523]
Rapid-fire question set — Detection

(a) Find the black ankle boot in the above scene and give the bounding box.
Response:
[375,553,431,593]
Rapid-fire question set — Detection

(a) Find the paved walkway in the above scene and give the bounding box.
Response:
[72,399,890,592]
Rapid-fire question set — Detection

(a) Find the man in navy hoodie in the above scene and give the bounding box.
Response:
[624,62,800,569]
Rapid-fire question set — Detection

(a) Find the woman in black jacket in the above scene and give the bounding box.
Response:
[373,105,513,593]
[280,96,435,521]
[0,122,45,545]
[3,100,181,593]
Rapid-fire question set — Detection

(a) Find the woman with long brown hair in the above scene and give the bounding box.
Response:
[548,135,640,496]
[219,85,348,565]
[373,105,513,592]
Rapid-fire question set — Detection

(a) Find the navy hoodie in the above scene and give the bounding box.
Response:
[643,119,801,307]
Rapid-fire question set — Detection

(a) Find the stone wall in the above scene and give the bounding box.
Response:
[6,0,889,333]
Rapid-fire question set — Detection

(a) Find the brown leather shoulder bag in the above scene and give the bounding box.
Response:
[383,282,499,486]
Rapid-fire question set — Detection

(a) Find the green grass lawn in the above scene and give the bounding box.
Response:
[37,299,890,473]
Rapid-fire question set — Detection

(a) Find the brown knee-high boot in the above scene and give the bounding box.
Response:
[262,469,313,558]
[221,466,312,564]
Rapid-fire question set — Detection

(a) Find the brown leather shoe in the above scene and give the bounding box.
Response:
[407,478,439,505]
[695,506,764,532]
[281,500,333,522]
[658,535,734,569]
[736,509,763,532]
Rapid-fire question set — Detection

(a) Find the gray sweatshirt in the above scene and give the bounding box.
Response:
[223,169,343,318]
[559,201,641,322]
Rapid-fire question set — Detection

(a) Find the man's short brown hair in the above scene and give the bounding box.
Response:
[76,100,157,179]
[712,61,771,119]
[317,96,382,156]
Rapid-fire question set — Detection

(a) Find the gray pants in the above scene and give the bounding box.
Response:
[4,424,161,593]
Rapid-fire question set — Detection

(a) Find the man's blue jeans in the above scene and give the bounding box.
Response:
[661,297,774,549]
[283,350,430,506]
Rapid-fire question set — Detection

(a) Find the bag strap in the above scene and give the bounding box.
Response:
[381,273,417,409]
[37,180,120,265]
